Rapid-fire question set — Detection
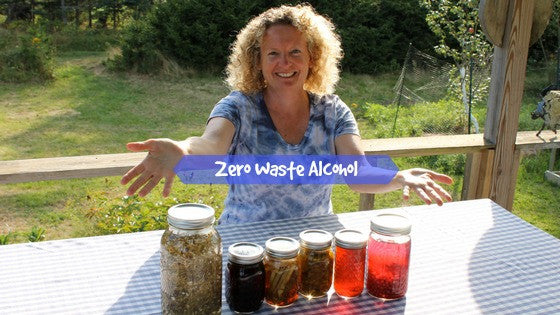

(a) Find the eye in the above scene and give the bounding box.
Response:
[268,51,278,56]
[291,49,302,55]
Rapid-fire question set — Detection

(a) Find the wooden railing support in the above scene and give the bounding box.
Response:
[462,150,495,200]
[359,193,375,211]
[483,0,535,210]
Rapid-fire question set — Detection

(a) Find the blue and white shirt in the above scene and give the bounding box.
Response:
[209,90,359,224]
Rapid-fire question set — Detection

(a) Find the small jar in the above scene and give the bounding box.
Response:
[366,212,412,300]
[297,229,334,298]
[226,242,265,313]
[333,229,367,298]
[264,237,300,307]
[160,203,222,315]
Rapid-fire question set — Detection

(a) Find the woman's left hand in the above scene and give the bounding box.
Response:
[396,168,453,206]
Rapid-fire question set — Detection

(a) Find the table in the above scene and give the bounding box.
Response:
[1,199,559,314]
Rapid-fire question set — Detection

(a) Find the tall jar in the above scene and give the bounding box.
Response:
[333,229,367,298]
[225,242,265,313]
[264,237,300,307]
[366,212,411,300]
[297,229,334,298]
[160,203,222,315]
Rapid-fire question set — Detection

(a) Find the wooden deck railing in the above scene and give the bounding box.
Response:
[1,130,559,210]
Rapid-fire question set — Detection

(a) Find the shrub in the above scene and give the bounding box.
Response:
[111,0,437,75]
[51,27,120,52]
[0,233,10,245]
[94,195,169,234]
[363,99,467,138]
[0,31,54,83]
[27,226,46,242]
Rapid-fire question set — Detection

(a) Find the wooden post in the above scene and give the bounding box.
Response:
[484,0,535,209]
[462,150,494,200]
[359,193,375,211]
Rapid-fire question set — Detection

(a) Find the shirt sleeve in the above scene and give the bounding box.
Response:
[208,91,241,128]
[334,96,360,138]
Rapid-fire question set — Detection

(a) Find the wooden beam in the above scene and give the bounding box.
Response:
[0,152,145,184]
[0,131,558,185]
[361,133,492,157]
[484,0,535,210]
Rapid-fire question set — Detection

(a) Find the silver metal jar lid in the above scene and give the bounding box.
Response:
[228,242,264,265]
[167,203,215,230]
[265,237,299,258]
[334,229,367,249]
[370,211,411,236]
[299,229,333,250]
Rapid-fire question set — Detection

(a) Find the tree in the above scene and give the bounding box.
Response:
[420,0,493,133]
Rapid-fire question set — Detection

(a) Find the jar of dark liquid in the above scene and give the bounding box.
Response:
[160,203,222,314]
[366,212,411,300]
[298,229,334,298]
[264,237,300,307]
[226,242,265,313]
[333,229,367,298]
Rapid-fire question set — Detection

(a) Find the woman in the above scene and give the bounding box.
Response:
[121,4,452,224]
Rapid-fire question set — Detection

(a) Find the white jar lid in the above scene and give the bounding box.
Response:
[334,229,367,249]
[228,242,264,265]
[265,237,299,258]
[299,229,333,250]
[370,212,411,235]
[167,203,215,229]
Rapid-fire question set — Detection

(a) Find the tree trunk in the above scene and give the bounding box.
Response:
[61,0,67,24]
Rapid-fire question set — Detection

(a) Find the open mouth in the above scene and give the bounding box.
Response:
[276,72,297,78]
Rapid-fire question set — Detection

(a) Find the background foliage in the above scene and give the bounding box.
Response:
[108,0,438,74]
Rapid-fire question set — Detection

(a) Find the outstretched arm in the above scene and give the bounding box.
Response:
[334,134,453,206]
[121,117,235,197]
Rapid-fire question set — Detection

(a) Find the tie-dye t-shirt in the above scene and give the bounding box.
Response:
[208,90,359,224]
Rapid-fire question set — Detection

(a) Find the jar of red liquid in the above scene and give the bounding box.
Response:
[264,237,300,307]
[225,242,265,313]
[333,229,367,298]
[366,212,411,300]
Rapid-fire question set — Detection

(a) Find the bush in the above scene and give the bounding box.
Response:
[51,27,120,52]
[0,29,53,83]
[94,195,169,234]
[362,99,467,138]
[111,0,437,75]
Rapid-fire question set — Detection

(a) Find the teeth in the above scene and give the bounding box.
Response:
[277,72,296,78]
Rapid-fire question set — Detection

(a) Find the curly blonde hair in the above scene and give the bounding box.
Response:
[225,4,343,96]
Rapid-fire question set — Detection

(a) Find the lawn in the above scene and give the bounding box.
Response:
[0,51,558,244]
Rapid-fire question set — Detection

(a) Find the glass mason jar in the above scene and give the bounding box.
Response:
[225,242,265,313]
[366,212,411,300]
[264,237,300,307]
[160,203,222,315]
[333,229,367,298]
[297,229,334,298]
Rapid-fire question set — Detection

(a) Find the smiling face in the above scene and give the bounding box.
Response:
[259,24,312,95]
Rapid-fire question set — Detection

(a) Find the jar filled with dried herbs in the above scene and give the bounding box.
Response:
[226,242,265,313]
[297,229,334,298]
[160,203,222,315]
[264,237,300,307]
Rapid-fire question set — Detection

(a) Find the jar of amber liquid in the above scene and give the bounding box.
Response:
[333,229,367,298]
[298,229,334,298]
[264,237,300,307]
[226,242,265,313]
[160,203,222,315]
[366,212,411,300]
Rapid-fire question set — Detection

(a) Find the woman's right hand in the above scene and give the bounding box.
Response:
[120,138,185,197]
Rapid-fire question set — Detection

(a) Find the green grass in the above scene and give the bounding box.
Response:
[0,50,558,244]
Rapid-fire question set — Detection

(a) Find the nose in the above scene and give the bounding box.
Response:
[280,53,290,67]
